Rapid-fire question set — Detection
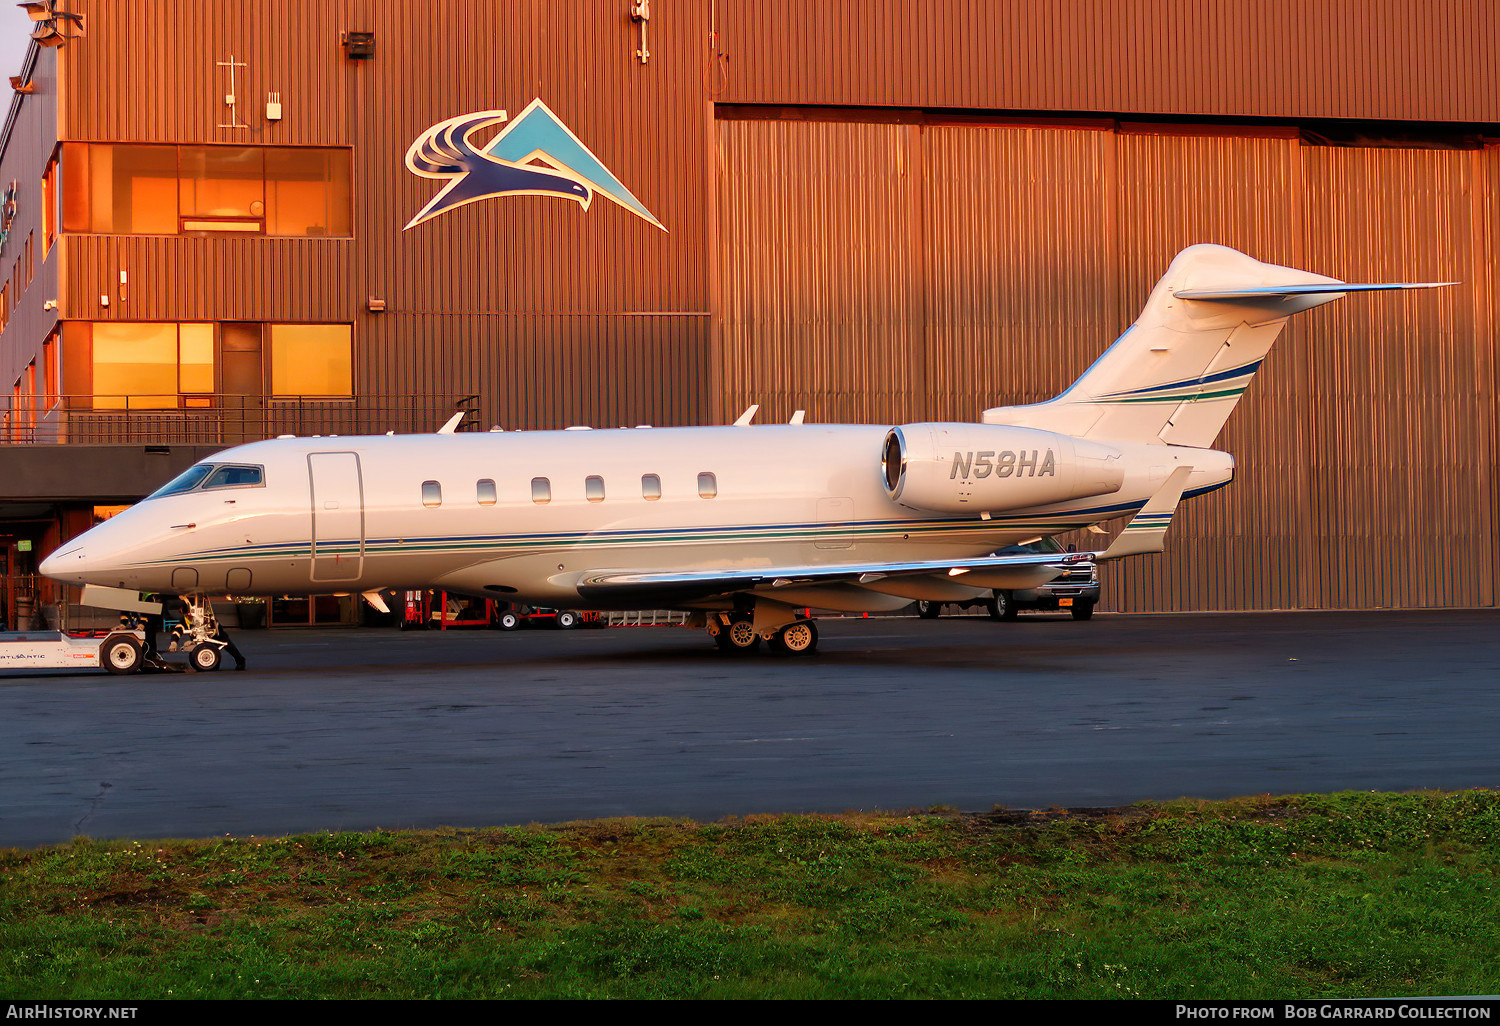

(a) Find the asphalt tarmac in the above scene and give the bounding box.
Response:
[3,610,1498,848]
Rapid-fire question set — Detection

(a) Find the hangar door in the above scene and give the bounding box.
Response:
[308,452,365,582]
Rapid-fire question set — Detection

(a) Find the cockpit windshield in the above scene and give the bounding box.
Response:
[146,463,265,499]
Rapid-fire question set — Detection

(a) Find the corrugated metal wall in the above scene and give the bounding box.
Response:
[715,114,1498,611]
[714,0,1500,123]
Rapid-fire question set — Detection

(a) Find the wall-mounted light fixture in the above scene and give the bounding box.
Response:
[21,1,84,48]
[342,31,375,59]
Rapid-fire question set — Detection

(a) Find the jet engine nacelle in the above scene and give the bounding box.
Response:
[883,423,1124,513]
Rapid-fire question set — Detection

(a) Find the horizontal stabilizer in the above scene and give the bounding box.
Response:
[982,245,1453,448]
[1175,282,1454,301]
[1100,466,1194,560]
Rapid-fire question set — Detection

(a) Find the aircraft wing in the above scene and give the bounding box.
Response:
[574,550,1093,604]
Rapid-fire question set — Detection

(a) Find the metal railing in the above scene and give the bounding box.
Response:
[604,610,691,627]
[0,394,489,445]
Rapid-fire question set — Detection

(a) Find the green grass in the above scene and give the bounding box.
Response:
[3,790,1499,999]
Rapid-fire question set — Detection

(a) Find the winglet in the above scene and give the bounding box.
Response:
[1101,466,1194,560]
[437,411,467,434]
[733,404,760,426]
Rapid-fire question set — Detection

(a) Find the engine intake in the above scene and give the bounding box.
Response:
[882,423,1124,513]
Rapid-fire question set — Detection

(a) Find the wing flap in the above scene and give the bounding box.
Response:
[574,550,1092,603]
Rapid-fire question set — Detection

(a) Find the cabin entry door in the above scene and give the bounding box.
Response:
[307,452,365,582]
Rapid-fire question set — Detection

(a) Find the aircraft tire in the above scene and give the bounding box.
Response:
[917,601,941,619]
[1070,601,1095,621]
[187,644,222,672]
[101,635,142,675]
[771,620,818,656]
[722,616,760,653]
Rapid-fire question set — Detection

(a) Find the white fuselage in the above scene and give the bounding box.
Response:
[41,424,1232,609]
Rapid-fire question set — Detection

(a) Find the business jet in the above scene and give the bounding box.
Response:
[41,245,1447,662]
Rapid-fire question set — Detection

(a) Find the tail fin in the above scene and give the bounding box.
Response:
[982,244,1451,447]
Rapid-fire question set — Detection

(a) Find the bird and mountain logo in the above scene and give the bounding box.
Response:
[401,98,665,232]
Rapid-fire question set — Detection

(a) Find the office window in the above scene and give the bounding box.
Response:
[41,157,56,253]
[477,479,497,505]
[698,472,718,499]
[91,322,192,409]
[642,473,661,500]
[585,475,605,502]
[268,324,352,397]
[179,146,265,232]
[42,333,57,403]
[60,143,351,237]
[531,477,551,504]
[265,148,351,236]
[421,481,442,507]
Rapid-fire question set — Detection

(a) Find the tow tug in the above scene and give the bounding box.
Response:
[0,586,235,675]
[0,626,152,675]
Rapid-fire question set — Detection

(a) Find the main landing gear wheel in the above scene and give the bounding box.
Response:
[187,644,222,672]
[770,619,818,656]
[101,636,142,675]
[917,600,942,619]
[715,616,761,653]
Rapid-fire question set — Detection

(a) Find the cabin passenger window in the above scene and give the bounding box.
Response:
[477,479,497,505]
[642,474,661,500]
[698,472,718,499]
[421,481,442,507]
[531,477,551,504]
[586,476,605,502]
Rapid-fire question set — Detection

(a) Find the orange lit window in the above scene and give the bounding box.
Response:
[41,156,57,253]
[265,148,351,237]
[58,143,351,238]
[179,146,264,233]
[90,322,215,409]
[42,333,57,403]
[268,324,352,397]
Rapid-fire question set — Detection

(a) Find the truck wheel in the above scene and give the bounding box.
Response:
[497,610,521,631]
[555,610,579,630]
[1071,601,1095,621]
[992,592,1018,622]
[917,600,941,619]
[188,644,222,672]
[101,636,142,675]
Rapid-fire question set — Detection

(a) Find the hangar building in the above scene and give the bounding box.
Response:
[1,0,1496,620]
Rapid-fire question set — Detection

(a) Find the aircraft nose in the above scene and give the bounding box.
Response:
[39,544,89,583]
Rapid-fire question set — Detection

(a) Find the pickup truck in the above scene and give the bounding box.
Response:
[915,539,1100,621]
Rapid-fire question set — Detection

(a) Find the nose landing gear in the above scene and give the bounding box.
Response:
[166,592,247,672]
